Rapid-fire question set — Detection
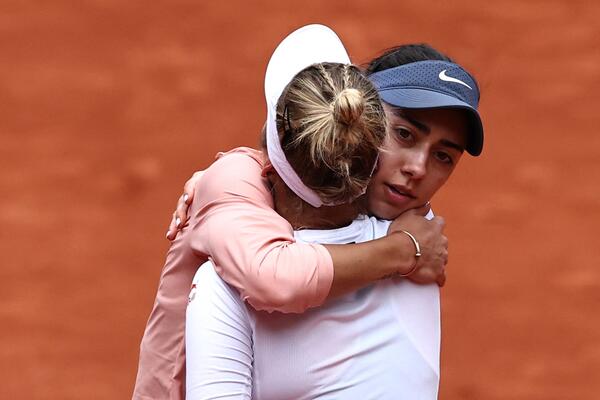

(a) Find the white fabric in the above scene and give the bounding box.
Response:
[265,24,351,208]
[186,215,440,399]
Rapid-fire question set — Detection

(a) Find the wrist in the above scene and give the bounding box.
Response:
[396,230,421,277]
[382,232,418,276]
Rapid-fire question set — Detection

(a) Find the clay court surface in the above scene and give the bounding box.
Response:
[2,1,599,398]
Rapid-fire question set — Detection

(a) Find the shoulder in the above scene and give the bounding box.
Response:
[196,147,272,206]
[210,147,266,177]
[215,146,265,165]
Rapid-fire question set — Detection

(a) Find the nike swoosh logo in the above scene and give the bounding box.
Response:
[438,70,472,89]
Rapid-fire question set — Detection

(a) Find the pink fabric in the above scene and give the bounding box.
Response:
[132,147,334,400]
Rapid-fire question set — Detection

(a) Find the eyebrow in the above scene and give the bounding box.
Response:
[440,139,465,153]
[393,109,430,133]
[393,108,465,153]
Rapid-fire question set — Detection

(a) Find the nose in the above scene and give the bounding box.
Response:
[401,149,427,179]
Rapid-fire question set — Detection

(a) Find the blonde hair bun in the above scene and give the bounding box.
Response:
[276,62,386,205]
[333,88,365,127]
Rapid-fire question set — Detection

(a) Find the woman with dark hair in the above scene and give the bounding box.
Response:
[133,25,483,400]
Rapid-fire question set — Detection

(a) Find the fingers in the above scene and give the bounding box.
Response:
[183,180,195,204]
[175,193,190,224]
[438,249,448,287]
[436,270,447,287]
[166,212,179,240]
[432,216,445,229]
[166,193,191,241]
[403,202,431,217]
[421,201,432,216]
[166,170,204,241]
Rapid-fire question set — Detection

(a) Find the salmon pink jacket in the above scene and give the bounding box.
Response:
[132,147,334,400]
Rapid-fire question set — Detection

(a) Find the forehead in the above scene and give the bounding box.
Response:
[384,104,469,148]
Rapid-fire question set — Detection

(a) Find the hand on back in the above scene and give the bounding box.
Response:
[165,170,203,240]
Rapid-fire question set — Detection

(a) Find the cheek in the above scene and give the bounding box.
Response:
[380,133,401,154]
[373,155,392,178]
[367,170,385,198]
[375,142,405,177]
[366,171,388,207]
[422,168,454,199]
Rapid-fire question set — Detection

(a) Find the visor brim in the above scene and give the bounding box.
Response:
[379,88,484,156]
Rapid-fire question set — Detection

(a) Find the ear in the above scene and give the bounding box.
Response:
[261,160,275,178]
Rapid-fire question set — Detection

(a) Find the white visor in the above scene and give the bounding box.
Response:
[264,24,351,208]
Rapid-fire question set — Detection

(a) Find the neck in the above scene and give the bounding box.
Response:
[270,174,363,230]
[285,201,362,230]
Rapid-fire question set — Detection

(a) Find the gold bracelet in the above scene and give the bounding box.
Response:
[398,230,421,277]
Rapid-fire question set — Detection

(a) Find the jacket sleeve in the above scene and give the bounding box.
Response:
[188,148,334,313]
[186,262,253,399]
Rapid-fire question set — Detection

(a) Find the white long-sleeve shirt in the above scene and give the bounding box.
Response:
[186,215,440,399]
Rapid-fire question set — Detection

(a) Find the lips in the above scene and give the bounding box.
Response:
[386,183,416,199]
[383,183,417,208]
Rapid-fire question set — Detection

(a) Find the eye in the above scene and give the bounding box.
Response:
[434,151,454,165]
[393,127,413,141]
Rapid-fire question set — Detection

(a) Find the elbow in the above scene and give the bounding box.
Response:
[243,278,310,314]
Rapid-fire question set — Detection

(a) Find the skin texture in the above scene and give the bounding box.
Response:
[367,104,468,220]
[329,105,468,288]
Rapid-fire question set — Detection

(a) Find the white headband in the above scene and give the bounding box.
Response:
[264,24,351,208]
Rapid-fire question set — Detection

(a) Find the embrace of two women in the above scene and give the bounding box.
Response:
[132,24,484,400]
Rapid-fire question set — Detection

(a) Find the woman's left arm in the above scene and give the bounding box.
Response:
[186,261,254,400]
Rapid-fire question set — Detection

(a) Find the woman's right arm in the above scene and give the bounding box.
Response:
[183,148,446,313]
[187,148,334,313]
[325,207,447,297]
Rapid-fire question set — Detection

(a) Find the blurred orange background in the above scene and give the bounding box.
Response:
[1,1,599,399]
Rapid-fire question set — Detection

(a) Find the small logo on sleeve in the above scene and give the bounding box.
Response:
[188,284,197,304]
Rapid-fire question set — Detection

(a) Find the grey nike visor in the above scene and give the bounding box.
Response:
[369,60,484,156]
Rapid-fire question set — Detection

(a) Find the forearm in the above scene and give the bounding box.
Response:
[191,151,334,314]
[325,232,415,299]
[202,217,334,313]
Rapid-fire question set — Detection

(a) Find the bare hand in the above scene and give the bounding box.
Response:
[166,170,204,240]
[388,204,448,287]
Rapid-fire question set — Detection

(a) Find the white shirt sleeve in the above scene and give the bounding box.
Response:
[185,261,253,400]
